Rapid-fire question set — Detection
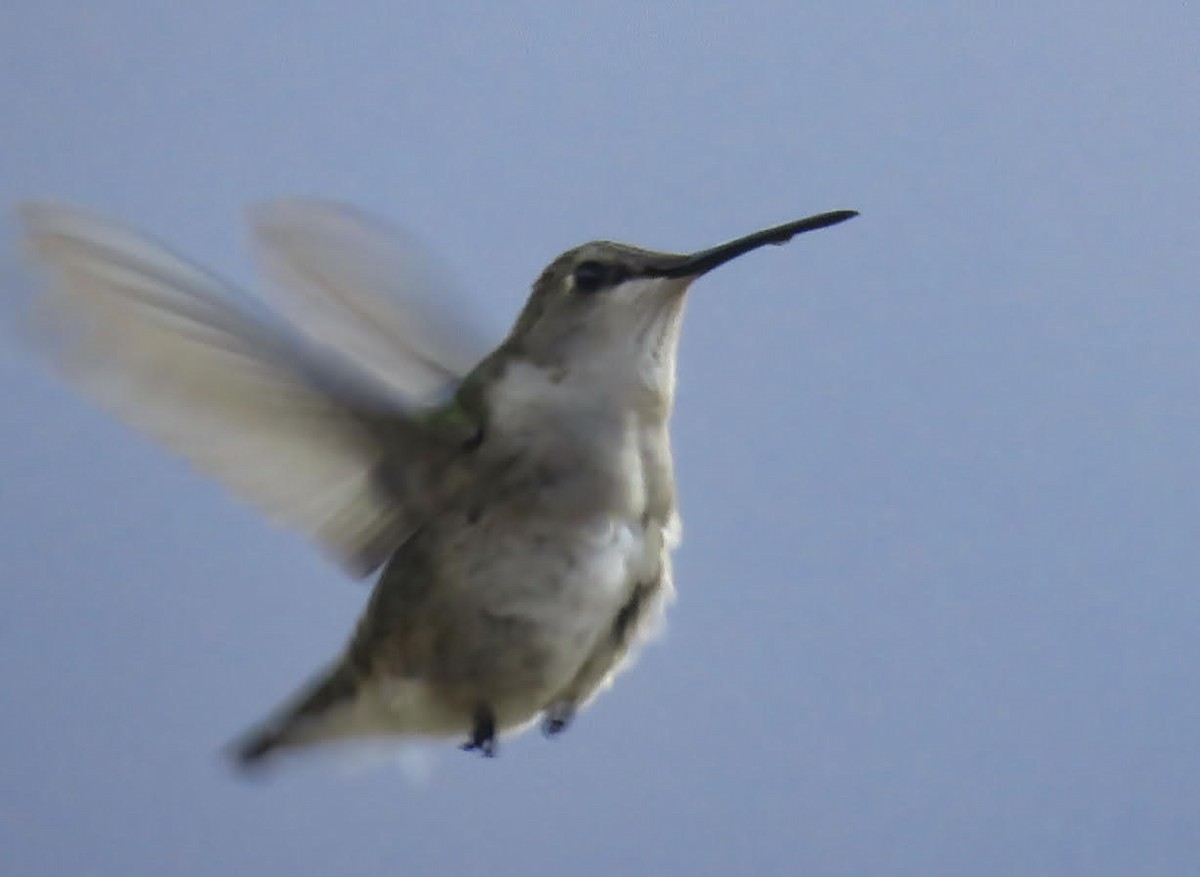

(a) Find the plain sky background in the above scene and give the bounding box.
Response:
[2,3,1198,875]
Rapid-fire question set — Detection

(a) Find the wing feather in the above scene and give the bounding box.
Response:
[248,198,493,403]
[17,201,431,577]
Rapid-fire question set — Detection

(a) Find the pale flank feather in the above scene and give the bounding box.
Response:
[248,199,493,403]
[16,201,425,578]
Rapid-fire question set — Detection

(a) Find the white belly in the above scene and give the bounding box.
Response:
[533,517,647,665]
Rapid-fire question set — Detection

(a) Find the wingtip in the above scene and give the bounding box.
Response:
[246,197,369,236]
[13,199,69,234]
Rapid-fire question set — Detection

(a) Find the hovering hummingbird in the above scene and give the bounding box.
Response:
[15,199,856,766]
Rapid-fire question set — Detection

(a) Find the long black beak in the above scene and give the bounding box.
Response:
[647,210,858,279]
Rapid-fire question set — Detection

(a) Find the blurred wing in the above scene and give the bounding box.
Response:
[248,198,495,404]
[17,200,425,578]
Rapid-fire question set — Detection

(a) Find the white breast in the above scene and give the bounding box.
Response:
[482,358,667,702]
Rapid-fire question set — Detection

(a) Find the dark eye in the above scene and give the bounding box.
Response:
[571,260,628,295]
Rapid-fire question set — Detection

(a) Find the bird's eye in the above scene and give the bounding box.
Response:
[572,261,613,293]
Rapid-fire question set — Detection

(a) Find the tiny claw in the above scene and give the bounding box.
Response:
[460,738,498,758]
[462,703,498,757]
[541,703,574,737]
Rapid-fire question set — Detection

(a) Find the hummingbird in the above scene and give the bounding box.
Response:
[15,199,856,766]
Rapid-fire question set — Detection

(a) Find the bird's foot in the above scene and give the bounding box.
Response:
[541,702,575,737]
[460,704,498,757]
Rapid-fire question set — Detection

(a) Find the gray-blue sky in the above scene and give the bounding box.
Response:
[2,3,1198,875]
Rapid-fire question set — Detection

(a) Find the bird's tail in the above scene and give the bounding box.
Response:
[231,662,361,770]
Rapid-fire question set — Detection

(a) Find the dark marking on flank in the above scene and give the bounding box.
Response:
[612,583,650,644]
[462,427,485,452]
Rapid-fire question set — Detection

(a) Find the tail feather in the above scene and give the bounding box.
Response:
[232,725,286,768]
[231,663,360,770]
